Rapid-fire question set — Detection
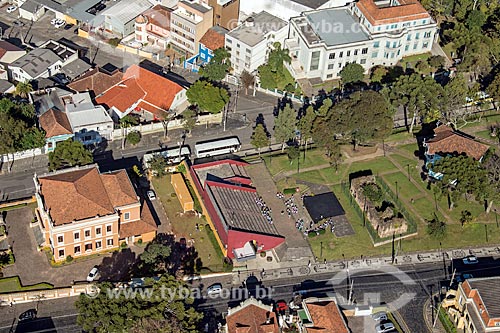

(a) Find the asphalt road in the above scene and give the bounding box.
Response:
[3,258,500,333]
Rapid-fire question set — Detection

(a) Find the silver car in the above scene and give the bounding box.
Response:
[372,311,388,322]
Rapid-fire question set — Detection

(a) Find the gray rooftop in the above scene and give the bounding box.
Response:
[20,0,43,13]
[11,48,61,78]
[301,8,370,46]
[101,0,153,24]
[180,0,211,13]
[208,185,281,236]
[194,163,248,187]
[228,11,287,47]
[66,0,102,22]
[292,0,329,9]
[468,277,500,319]
[61,58,92,79]
[0,79,14,93]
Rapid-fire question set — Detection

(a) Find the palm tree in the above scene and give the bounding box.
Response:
[15,81,33,99]
[268,42,292,73]
[240,70,255,95]
[119,115,138,149]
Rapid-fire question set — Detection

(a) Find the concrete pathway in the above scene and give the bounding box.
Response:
[246,163,314,263]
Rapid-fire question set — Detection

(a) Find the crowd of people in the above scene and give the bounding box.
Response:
[295,217,336,235]
[255,195,273,224]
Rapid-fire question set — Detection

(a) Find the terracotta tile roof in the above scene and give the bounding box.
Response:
[39,108,73,138]
[96,77,146,113]
[119,201,157,238]
[96,65,183,116]
[0,40,23,60]
[135,101,167,120]
[39,167,115,226]
[68,67,123,96]
[226,303,279,333]
[426,125,490,160]
[199,27,228,51]
[101,170,138,207]
[304,301,349,333]
[356,0,430,25]
[140,4,172,28]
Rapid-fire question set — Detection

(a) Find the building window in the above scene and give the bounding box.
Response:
[405,45,409,51]
[392,41,397,48]
[107,238,114,247]
[415,32,420,40]
[328,63,334,70]
[309,51,320,71]
[361,48,368,54]
[422,19,427,24]
[338,63,342,68]
[407,34,412,41]
[423,42,429,48]
[377,26,381,31]
[360,59,366,64]
[347,50,351,56]
[74,246,81,254]
[329,53,335,59]
[371,52,378,58]
[226,38,232,44]
[354,49,358,55]
[424,31,431,38]
[326,74,333,78]
[236,43,240,48]
[48,142,53,148]
[413,43,418,50]
[74,232,80,240]
[96,227,101,236]
[85,243,92,252]
[403,22,411,27]
[124,212,130,220]
[57,235,64,244]
[246,48,251,54]
[96,241,102,250]
[385,41,390,48]
[85,229,91,238]
[339,51,343,58]
[58,249,64,258]
[106,225,112,234]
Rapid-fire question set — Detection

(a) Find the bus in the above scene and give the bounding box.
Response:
[143,146,191,169]
[194,137,241,158]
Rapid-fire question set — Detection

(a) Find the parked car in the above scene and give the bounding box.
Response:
[207,283,222,295]
[87,266,99,282]
[12,20,24,26]
[372,311,388,322]
[275,300,288,312]
[50,18,58,25]
[54,19,66,28]
[376,322,395,333]
[6,5,17,13]
[147,190,156,200]
[18,309,37,321]
[456,273,474,283]
[462,255,478,265]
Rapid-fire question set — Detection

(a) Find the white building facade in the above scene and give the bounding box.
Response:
[225,11,288,75]
[285,0,438,81]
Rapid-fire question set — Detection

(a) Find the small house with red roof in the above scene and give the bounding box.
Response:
[95,64,187,121]
[187,159,285,261]
[134,5,173,50]
[424,124,490,179]
[297,297,349,333]
[184,25,228,72]
[225,297,280,333]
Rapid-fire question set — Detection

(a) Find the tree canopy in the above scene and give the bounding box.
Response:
[250,124,270,155]
[186,80,229,114]
[76,276,203,333]
[274,105,297,150]
[199,48,231,82]
[48,139,93,171]
[339,63,365,85]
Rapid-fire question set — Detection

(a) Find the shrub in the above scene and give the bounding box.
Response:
[362,183,383,202]
[308,232,316,238]
[283,188,297,195]
[170,192,177,197]
[107,38,121,47]
[65,255,73,263]
[318,229,326,235]
[260,251,267,257]
[137,239,143,245]
[120,242,127,249]
[126,131,141,145]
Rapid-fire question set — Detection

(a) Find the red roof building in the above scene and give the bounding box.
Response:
[95,64,187,121]
[225,298,280,333]
[188,160,285,260]
[356,0,430,25]
[298,297,349,333]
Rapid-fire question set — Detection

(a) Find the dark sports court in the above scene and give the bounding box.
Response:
[303,192,345,223]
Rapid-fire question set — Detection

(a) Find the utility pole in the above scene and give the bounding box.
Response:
[223,103,227,132]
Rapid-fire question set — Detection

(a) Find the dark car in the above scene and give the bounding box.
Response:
[19,309,37,322]
[13,20,24,26]
[64,23,74,30]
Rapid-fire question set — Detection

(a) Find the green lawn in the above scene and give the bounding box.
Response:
[347,156,398,176]
[385,130,413,143]
[399,53,432,67]
[390,154,422,182]
[398,143,420,158]
[0,276,53,294]
[382,172,422,203]
[474,129,494,141]
[151,175,227,272]
[442,42,456,59]
[262,148,329,177]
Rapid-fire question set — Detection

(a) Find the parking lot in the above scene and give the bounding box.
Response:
[347,311,402,333]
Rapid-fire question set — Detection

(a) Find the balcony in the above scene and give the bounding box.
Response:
[286,57,306,80]
[285,38,300,51]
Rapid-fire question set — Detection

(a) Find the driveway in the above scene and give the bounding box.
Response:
[2,207,140,288]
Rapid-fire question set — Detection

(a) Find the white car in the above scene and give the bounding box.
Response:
[50,18,58,25]
[376,322,395,333]
[207,283,222,296]
[6,5,17,13]
[147,190,156,200]
[54,19,66,28]
[86,267,99,282]
[462,255,478,265]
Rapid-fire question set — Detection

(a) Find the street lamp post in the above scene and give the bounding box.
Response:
[395,181,399,200]
[320,241,323,259]
[407,164,410,181]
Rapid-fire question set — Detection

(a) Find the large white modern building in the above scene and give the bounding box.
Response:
[225,11,288,74]
[285,0,438,81]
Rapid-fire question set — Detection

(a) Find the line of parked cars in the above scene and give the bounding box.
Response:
[372,311,398,333]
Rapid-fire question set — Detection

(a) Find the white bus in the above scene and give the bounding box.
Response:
[194,137,241,158]
[143,146,191,168]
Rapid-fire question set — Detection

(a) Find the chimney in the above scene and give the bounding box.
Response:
[245,17,254,27]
